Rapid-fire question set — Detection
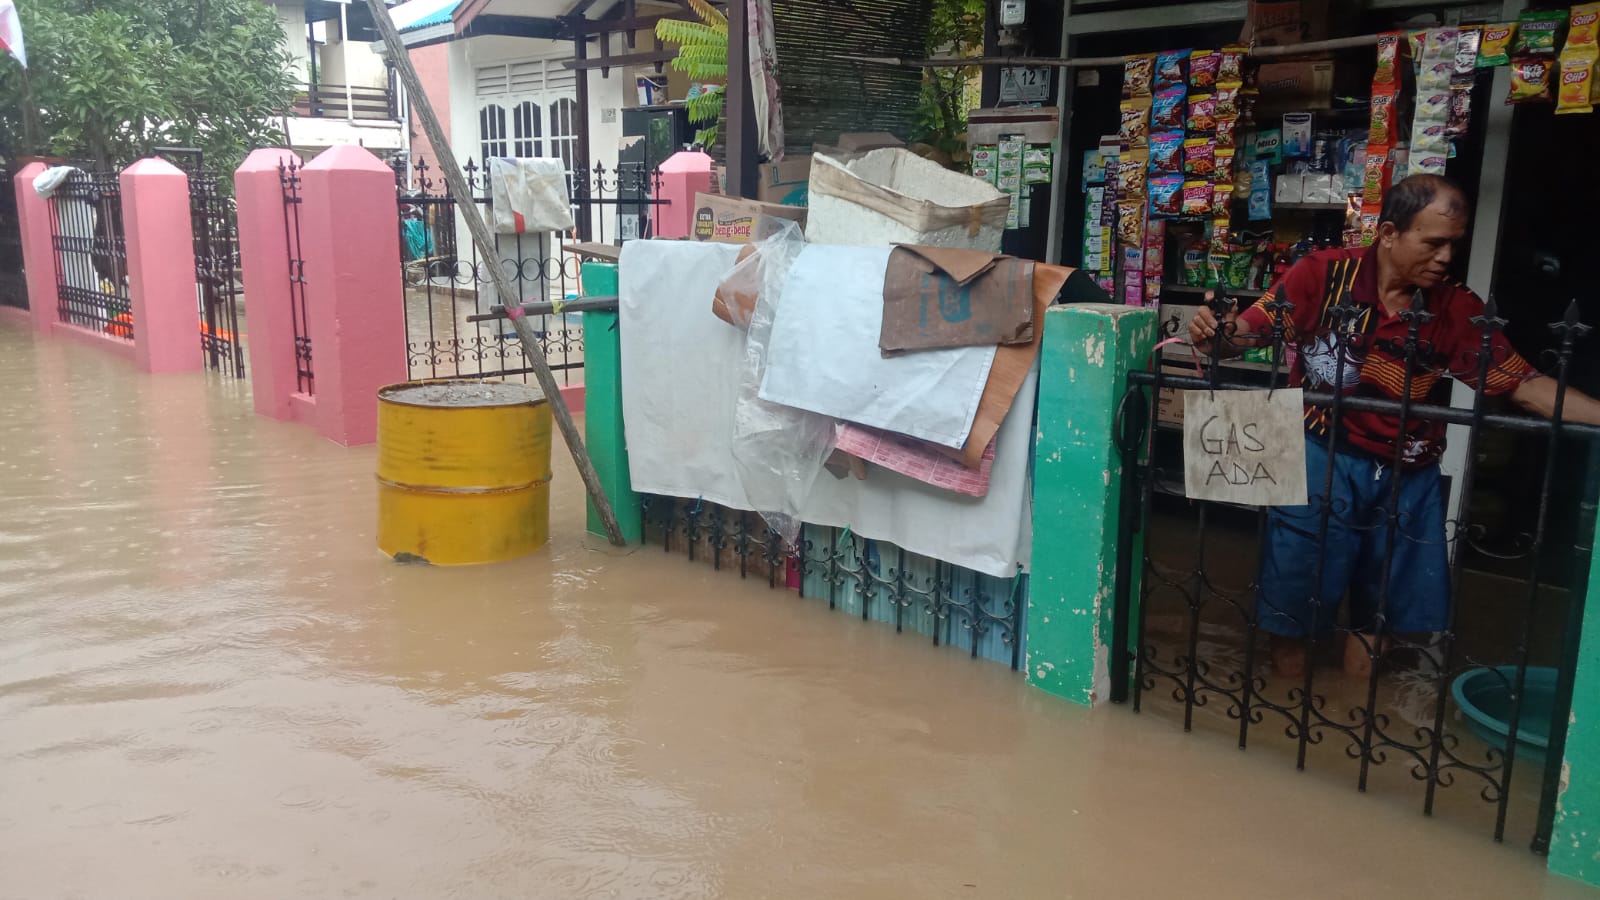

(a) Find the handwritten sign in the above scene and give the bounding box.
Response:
[1182,389,1308,506]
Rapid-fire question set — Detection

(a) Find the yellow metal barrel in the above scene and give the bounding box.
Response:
[376,380,552,565]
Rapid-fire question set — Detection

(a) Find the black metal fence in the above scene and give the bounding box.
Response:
[639,495,1027,670]
[48,170,132,339]
[391,156,665,385]
[1113,290,1598,852]
[0,164,25,310]
[158,148,245,377]
[278,160,313,395]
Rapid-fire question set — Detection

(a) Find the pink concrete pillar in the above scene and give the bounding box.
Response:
[297,145,407,447]
[653,150,714,240]
[234,148,305,422]
[120,158,201,374]
[12,162,57,333]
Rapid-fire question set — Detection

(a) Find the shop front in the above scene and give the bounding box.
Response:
[1019,0,1600,873]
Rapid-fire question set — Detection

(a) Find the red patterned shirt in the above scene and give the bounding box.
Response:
[1238,246,1533,467]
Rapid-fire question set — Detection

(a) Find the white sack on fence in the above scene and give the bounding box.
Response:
[758,244,996,450]
[618,239,1033,578]
[488,157,574,234]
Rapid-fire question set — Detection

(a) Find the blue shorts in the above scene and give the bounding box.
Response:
[1257,437,1449,638]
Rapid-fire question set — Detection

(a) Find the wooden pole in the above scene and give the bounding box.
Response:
[364,0,628,547]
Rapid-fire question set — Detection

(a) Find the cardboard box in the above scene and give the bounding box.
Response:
[1156,363,1190,427]
[757,154,812,205]
[813,131,904,163]
[690,192,807,244]
[1256,59,1336,109]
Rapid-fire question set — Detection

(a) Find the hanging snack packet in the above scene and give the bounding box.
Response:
[1215,148,1236,182]
[1375,33,1402,84]
[1149,174,1184,217]
[1120,97,1152,148]
[1511,10,1564,58]
[1183,138,1216,177]
[1507,57,1554,103]
[1478,23,1517,67]
[1569,3,1600,54]
[1446,86,1475,136]
[1181,180,1212,216]
[1143,220,1167,276]
[1211,181,1234,217]
[1152,85,1188,129]
[1216,117,1238,150]
[1190,50,1222,90]
[1219,45,1247,85]
[1455,27,1482,76]
[1215,84,1241,120]
[1155,50,1189,90]
[1149,130,1184,174]
[1282,112,1313,156]
[1187,94,1218,133]
[1363,146,1392,205]
[1116,155,1149,197]
[1115,199,1146,246]
[1557,55,1597,115]
[1124,53,1156,97]
[1369,89,1399,144]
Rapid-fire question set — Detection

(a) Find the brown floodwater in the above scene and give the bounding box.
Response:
[0,322,1591,900]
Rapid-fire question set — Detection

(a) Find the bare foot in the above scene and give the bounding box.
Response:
[1344,633,1380,677]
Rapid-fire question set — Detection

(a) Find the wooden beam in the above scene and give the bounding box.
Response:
[724,0,757,197]
[364,0,628,547]
[561,10,697,37]
[461,15,564,40]
[563,48,677,70]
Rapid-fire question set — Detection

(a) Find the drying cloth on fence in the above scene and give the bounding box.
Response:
[618,240,1033,578]
[758,244,997,449]
[487,157,574,234]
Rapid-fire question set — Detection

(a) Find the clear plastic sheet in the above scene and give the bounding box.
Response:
[726,221,834,547]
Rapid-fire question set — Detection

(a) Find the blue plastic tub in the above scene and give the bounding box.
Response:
[1451,666,1558,769]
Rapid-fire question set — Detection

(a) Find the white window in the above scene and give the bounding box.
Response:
[475,58,576,170]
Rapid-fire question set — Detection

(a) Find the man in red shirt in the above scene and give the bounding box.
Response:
[1191,174,1600,678]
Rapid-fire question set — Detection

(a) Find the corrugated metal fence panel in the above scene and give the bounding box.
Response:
[800,524,1026,669]
[771,0,933,153]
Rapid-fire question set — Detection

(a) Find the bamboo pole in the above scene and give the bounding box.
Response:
[364,0,628,547]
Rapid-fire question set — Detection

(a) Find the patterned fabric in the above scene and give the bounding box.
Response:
[1239,246,1532,467]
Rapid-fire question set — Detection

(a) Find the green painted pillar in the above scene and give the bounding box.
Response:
[1550,533,1600,886]
[1027,303,1157,706]
[581,261,642,543]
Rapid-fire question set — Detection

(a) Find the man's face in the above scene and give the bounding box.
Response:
[1378,198,1469,289]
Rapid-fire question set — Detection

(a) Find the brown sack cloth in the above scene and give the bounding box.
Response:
[880,245,1036,356]
[943,262,1073,469]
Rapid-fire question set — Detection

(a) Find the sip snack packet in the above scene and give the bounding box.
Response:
[1570,3,1600,54]
[1511,10,1564,58]
[1375,33,1402,84]
[1478,23,1517,67]
[1187,94,1217,133]
[1181,180,1212,216]
[1369,89,1399,144]
[1124,53,1156,97]
[1152,85,1188,129]
[1149,175,1184,217]
[1183,138,1216,177]
[1557,55,1597,115]
[1155,50,1188,90]
[1120,98,1152,148]
[1189,50,1221,90]
[1363,146,1392,206]
[1219,45,1247,85]
[1149,130,1184,174]
[1507,57,1554,103]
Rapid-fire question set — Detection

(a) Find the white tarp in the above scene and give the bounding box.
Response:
[618,240,1033,578]
[758,244,996,450]
[487,157,574,234]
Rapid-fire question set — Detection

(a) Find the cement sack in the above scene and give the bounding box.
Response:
[805,149,1009,250]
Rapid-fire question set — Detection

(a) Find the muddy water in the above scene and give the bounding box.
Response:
[0,324,1589,900]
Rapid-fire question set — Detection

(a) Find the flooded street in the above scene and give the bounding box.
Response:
[0,321,1591,900]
